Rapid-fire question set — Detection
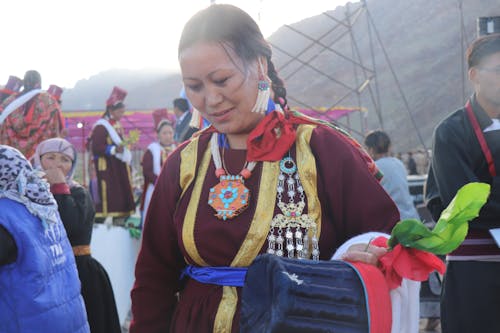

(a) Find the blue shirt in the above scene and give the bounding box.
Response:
[376,157,420,220]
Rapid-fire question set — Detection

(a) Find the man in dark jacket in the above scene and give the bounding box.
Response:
[427,33,500,333]
[173,97,197,143]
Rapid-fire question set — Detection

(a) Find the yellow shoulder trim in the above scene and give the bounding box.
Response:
[179,138,199,197]
[180,137,211,267]
[295,124,322,239]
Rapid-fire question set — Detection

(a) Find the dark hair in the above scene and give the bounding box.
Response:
[364,130,391,154]
[157,120,173,133]
[23,70,41,92]
[173,98,190,113]
[105,102,125,117]
[178,4,288,109]
[466,33,500,69]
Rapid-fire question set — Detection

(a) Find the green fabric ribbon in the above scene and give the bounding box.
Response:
[388,182,491,255]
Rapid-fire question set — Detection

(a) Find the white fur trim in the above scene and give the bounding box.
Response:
[93,118,132,164]
[147,142,162,176]
[331,232,420,333]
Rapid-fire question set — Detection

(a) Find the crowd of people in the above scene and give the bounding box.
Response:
[0,70,195,332]
[0,3,499,333]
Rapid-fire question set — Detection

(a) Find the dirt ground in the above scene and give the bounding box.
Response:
[420,318,441,332]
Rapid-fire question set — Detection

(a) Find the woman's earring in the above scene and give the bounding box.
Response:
[251,64,271,114]
[189,107,202,129]
[251,78,270,114]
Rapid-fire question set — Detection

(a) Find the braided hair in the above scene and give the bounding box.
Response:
[178,4,288,110]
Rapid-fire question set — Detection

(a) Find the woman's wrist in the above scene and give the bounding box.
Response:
[50,183,71,195]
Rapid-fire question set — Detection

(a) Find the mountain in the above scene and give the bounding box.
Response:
[62,0,498,153]
[268,0,498,151]
[62,68,182,111]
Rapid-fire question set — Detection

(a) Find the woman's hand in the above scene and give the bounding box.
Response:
[341,242,388,266]
[43,168,67,185]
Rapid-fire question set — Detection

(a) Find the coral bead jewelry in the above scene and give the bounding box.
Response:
[208,133,257,220]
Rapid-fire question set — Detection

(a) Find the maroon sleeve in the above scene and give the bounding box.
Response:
[90,125,109,156]
[130,149,185,333]
[141,149,157,185]
[311,125,400,243]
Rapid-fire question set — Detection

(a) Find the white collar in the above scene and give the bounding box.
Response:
[178,111,189,122]
[484,118,500,132]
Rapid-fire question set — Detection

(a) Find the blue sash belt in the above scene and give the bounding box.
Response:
[182,265,248,287]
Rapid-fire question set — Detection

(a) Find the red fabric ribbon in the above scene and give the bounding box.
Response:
[372,236,446,290]
[200,109,379,179]
[247,111,296,161]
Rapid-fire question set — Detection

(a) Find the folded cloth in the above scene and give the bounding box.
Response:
[240,254,391,333]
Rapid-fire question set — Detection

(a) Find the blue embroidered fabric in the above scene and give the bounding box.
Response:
[182,265,248,287]
[240,254,370,333]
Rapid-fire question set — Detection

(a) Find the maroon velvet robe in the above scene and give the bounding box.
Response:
[130,124,400,333]
[90,123,135,218]
[141,149,157,187]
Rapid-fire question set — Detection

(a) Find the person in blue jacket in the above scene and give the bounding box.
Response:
[0,145,90,333]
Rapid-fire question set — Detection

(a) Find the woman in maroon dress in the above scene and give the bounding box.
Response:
[89,86,135,225]
[140,109,176,225]
[130,5,400,333]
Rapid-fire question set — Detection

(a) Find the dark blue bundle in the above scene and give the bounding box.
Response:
[240,254,370,333]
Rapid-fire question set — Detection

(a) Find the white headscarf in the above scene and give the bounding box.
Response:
[32,137,77,186]
[0,145,59,228]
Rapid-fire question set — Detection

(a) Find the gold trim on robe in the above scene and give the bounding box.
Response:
[95,155,135,218]
[295,124,322,239]
[179,125,320,333]
[100,179,108,215]
[181,138,211,267]
[179,139,200,198]
[213,286,238,333]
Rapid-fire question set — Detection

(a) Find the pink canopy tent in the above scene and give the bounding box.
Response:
[63,109,176,152]
[63,106,364,153]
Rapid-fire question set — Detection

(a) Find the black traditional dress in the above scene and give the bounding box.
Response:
[52,183,121,333]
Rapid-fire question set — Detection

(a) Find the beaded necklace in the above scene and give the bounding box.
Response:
[208,133,257,220]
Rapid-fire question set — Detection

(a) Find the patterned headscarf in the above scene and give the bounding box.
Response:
[0,145,58,227]
[32,137,77,185]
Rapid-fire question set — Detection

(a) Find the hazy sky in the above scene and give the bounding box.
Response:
[2,0,348,89]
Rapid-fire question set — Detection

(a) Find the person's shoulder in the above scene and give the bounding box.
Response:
[36,92,58,105]
[90,120,107,132]
[375,156,399,170]
[308,122,364,152]
[0,94,16,108]
[69,183,90,198]
[169,129,211,159]
[387,156,408,172]
[0,198,30,215]
[435,107,466,133]
[146,141,161,151]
